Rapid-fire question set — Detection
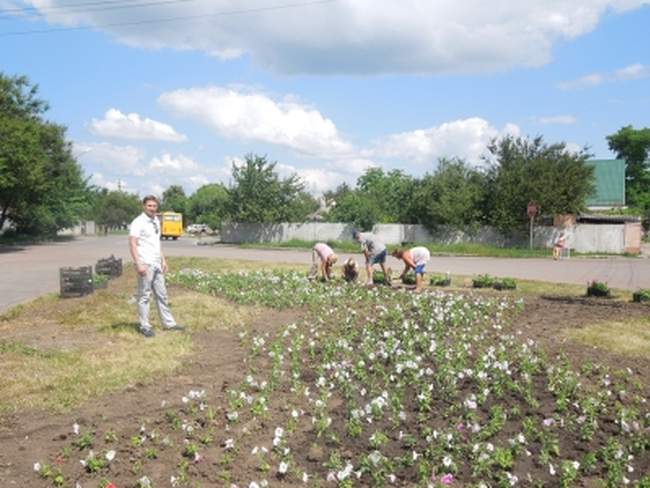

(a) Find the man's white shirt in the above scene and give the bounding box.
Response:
[129,213,161,265]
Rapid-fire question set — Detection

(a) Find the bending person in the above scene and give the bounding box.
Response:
[391,246,431,291]
[312,242,338,281]
[352,229,389,285]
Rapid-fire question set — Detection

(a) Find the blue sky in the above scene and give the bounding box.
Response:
[1,0,649,196]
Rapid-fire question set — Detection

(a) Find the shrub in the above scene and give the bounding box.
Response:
[586,281,610,298]
[493,277,517,290]
[401,272,416,285]
[472,274,494,288]
[632,289,650,303]
[372,270,392,285]
[93,273,110,290]
[430,274,451,287]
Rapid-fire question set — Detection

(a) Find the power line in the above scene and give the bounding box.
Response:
[0,0,164,15]
[0,0,336,37]
[0,0,196,21]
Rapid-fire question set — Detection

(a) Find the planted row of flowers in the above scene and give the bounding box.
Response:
[35,270,649,487]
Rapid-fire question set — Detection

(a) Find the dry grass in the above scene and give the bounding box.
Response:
[169,256,307,274]
[565,317,650,357]
[0,257,266,413]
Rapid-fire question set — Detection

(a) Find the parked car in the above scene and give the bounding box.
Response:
[186,223,211,235]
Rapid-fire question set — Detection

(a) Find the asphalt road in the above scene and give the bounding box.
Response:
[1,235,649,313]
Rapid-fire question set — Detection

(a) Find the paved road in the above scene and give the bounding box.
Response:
[1,235,649,313]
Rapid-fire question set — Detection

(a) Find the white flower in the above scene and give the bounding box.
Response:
[443,456,452,467]
[249,483,260,488]
[33,462,41,472]
[138,476,152,488]
[72,423,80,435]
[302,472,309,483]
[105,450,116,462]
[549,464,556,476]
[278,461,288,474]
[225,438,235,450]
[368,450,382,465]
[337,462,353,481]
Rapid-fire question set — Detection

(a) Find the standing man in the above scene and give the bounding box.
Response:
[553,232,567,260]
[129,195,184,337]
[391,246,431,291]
[352,229,389,285]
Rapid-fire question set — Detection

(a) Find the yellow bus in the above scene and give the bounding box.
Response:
[157,212,183,240]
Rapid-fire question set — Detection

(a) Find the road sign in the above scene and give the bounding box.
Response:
[527,201,538,219]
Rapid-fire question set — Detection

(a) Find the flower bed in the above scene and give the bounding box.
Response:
[35,270,650,488]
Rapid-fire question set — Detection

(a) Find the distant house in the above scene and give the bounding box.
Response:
[585,159,626,210]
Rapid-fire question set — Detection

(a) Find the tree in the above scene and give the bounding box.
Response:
[0,73,90,235]
[186,183,229,229]
[326,191,381,230]
[411,158,487,230]
[161,185,187,214]
[227,154,308,223]
[485,136,594,233]
[93,189,142,230]
[606,125,650,209]
[327,168,416,228]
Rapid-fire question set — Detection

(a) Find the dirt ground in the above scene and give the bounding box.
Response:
[0,291,648,487]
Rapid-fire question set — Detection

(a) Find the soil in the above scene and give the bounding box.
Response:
[0,292,649,487]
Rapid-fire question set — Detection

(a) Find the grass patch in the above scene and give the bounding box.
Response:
[0,258,265,413]
[0,334,191,413]
[169,255,308,274]
[565,317,650,356]
[238,239,554,258]
[239,238,360,253]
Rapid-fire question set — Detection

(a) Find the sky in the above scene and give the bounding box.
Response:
[1,0,649,197]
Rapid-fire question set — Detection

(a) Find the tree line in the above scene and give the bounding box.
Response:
[2,72,650,238]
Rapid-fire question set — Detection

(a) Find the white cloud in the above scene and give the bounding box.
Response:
[538,115,577,125]
[18,1,650,74]
[614,62,648,80]
[148,153,199,173]
[89,172,134,193]
[369,117,519,164]
[564,142,585,154]
[159,86,352,156]
[329,158,379,176]
[276,163,349,194]
[74,141,146,175]
[559,63,648,90]
[90,108,187,142]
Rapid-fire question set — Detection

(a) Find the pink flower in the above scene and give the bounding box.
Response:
[441,473,454,485]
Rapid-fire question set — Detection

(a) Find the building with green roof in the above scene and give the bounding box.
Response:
[585,159,626,209]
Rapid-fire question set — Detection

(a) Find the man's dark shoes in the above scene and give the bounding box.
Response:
[164,324,185,332]
[140,328,155,338]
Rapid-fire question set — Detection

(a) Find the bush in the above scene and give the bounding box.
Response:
[401,272,416,285]
[586,281,610,298]
[430,274,451,287]
[93,273,110,290]
[493,277,517,290]
[372,270,392,285]
[472,274,494,288]
[632,289,650,303]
